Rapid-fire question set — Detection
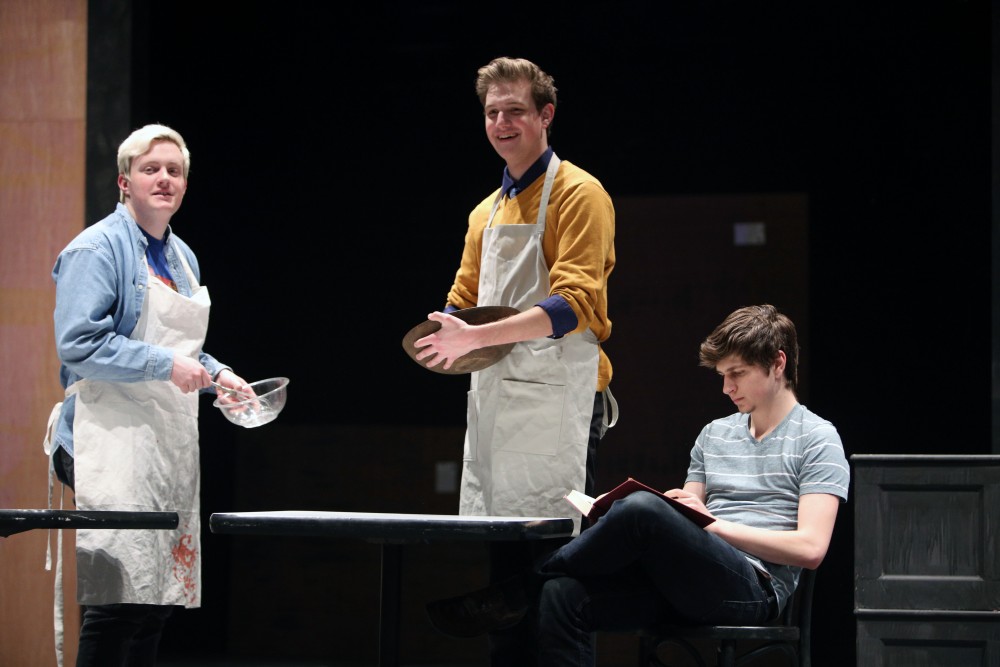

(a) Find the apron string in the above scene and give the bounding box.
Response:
[486,154,562,230]
[602,385,619,431]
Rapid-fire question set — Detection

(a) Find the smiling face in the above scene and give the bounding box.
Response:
[715,352,784,414]
[483,78,554,180]
[119,139,188,234]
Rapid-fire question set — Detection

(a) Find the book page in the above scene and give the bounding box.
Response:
[563,489,595,516]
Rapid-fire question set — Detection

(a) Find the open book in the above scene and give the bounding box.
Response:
[564,477,716,528]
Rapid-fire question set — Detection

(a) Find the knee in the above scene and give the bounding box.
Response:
[599,491,691,538]
[615,490,667,519]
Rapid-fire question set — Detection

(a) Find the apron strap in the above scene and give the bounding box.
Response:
[51,487,66,667]
[535,154,561,228]
[602,385,619,432]
[486,154,562,229]
[42,401,63,457]
[171,245,199,288]
[43,469,67,667]
[43,400,68,666]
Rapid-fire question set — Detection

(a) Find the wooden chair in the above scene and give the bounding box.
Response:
[637,568,816,667]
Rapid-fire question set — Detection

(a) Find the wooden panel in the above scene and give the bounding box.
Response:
[0,1,87,666]
[857,614,1000,667]
[0,0,87,121]
[854,456,1000,611]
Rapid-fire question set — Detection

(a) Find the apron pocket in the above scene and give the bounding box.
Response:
[493,379,564,456]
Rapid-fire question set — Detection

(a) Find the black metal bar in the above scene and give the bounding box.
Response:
[0,510,179,537]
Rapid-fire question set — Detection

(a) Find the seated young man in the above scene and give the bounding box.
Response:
[428,304,850,667]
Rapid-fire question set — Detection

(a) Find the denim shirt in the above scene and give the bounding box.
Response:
[51,203,228,456]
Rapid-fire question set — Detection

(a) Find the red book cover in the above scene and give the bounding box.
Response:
[564,477,716,528]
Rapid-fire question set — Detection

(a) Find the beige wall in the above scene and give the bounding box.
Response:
[0,1,87,664]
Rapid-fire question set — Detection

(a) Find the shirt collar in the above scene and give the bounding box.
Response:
[119,202,172,246]
[501,146,554,199]
[139,225,168,249]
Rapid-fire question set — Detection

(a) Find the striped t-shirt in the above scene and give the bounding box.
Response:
[686,403,850,613]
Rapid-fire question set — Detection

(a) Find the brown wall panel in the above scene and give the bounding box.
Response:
[0,2,87,666]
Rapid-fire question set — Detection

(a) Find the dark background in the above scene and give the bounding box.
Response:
[85,1,992,665]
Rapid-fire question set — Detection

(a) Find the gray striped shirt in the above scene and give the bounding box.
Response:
[686,403,850,612]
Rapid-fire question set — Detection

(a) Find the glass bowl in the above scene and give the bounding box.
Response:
[212,377,289,428]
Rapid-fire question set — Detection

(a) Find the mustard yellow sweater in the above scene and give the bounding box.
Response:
[446,160,615,391]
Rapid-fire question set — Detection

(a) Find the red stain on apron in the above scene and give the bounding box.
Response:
[171,533,198,604]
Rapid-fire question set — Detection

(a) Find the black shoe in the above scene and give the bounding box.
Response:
[426,578,528,638]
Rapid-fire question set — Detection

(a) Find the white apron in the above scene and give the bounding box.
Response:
[69,253,209,608]
[459,154,599,535]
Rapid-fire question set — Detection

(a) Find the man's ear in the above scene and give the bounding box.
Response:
[541,103,555,127]
[773,349,787,377]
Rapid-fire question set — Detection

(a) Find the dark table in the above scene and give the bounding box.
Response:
[209,510,575,667]
[0,509,179,537]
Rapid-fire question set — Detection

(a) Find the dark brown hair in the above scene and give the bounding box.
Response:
[699,304,800,393]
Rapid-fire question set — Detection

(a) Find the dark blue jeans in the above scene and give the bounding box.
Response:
[76,603,174,667]
[536,491,776,667]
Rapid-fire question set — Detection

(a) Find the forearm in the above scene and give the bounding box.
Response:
[705,520,829,569]
[59,339,175,383]
[466,306,553,347]
[705,494,841,569]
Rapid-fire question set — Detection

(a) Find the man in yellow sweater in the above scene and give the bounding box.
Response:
[416,57,616,666]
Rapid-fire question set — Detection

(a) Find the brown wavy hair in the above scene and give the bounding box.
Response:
[475,57,557,135]
[698,304,800,393]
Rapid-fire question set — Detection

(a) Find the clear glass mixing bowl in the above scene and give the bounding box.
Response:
[213,377,289,428]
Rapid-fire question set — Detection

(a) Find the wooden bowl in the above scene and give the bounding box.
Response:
[401,306,520,374]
